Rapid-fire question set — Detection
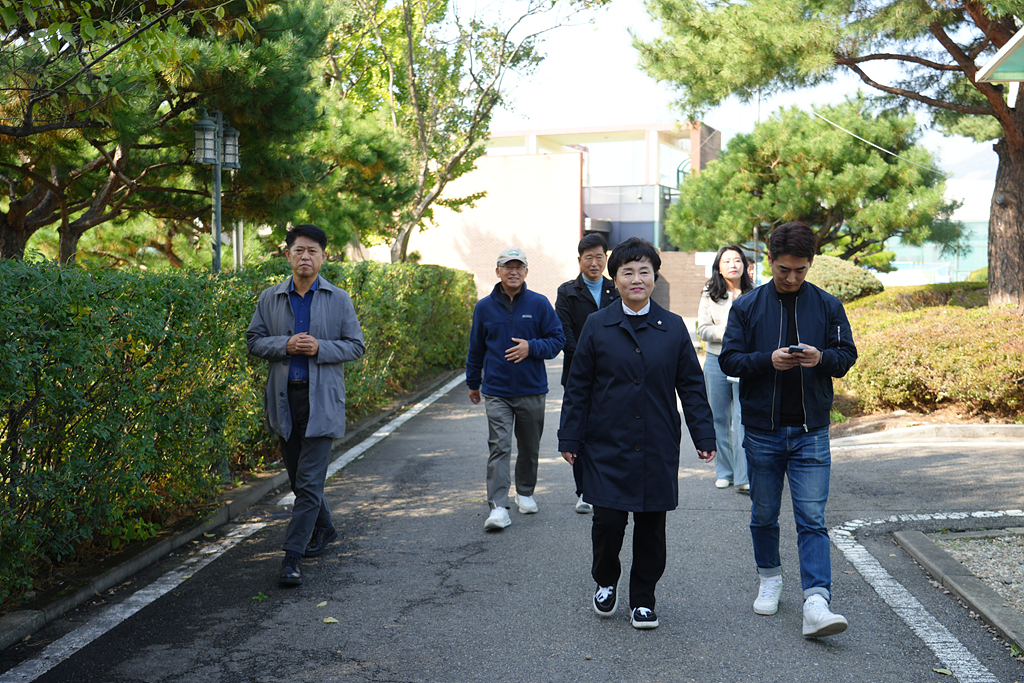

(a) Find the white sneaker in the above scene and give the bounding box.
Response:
[484,507,511,531]
[715,478,731,489]
[575,495,593,514]
[516,494,538,514]
[802,595,848,637]
[753,576,783,615]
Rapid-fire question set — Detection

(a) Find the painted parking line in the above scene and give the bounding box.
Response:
[0,523,267,683]
[832,509,1024,683]
[278,375,465,506]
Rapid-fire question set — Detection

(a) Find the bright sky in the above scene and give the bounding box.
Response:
[488,0,998,220]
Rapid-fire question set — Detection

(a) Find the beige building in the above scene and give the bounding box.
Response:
[366,122,721,319]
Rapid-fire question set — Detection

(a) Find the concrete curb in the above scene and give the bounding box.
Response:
[832,423,1024,446]
[0,368,464,653]
[894,528,1024,651]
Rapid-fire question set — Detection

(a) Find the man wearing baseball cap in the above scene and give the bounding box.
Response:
[466,247,565,531]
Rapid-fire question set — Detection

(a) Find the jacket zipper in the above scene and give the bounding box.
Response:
[771,302,782,430]
[796,295,808,432]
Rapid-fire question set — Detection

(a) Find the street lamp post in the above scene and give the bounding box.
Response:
[193,109,240,273]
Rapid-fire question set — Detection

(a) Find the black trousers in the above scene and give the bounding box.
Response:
[591,506,667,610]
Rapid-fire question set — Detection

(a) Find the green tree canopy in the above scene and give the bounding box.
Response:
[0,1,412,264]
[636,0,1024,309]
[668,97,964,271]
[327,0,608,261]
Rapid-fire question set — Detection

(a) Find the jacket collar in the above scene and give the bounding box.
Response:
[767,279,809,298]
[603,299,668,332]
[573,273,619,302]
[271,275,337,297]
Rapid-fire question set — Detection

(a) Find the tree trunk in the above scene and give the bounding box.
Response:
[989,137,1024,310]
[0,217,30,259]
[390,223,414,263]
[58,227,81,265]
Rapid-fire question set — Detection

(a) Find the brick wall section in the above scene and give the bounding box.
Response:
[657,251,709,320]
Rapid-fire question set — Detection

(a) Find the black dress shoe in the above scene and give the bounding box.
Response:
[304,525,339,558]
[279,555,302,587]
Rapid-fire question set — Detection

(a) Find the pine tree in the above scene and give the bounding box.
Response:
[637,0,1024,308]
[668,97,963,271]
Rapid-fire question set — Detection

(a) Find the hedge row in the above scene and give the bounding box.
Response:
[841,283,1024,415]
[807,254,884,303]
[0,259,475,607]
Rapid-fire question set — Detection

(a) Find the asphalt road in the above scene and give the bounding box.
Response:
[2,360,1023,683]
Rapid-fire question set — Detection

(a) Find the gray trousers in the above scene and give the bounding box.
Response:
[483,393,545,509]
[281,382,333,555]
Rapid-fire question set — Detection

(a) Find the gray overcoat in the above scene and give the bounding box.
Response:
[246,275,365,440]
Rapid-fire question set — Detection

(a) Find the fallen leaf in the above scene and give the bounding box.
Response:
[252,592,268,601]
[204,533,215,538]
[323,617,339,624]
[933,668,952,676]
[317,601,328,608]
[843,570,857,574]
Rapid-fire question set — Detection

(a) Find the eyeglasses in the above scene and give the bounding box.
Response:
[500,265,526,273]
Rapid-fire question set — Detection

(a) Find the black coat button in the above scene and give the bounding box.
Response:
[635,347,641,353]
[635,412,641,419]
[634,444,642,451]
[634,378,641,385]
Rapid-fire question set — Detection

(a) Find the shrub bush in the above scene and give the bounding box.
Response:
[841,283,1023,414]
[806,254,884,302]
[0,259,474,607]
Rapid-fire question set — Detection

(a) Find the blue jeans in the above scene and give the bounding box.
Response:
[745,425,832,601]
[704,353,746,486]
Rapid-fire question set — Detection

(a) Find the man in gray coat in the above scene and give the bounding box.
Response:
[246,224,365,587]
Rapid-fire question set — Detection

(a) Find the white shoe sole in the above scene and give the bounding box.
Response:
[593,594,617,618]
[753,602,779,616]
[516,499,538,514]
[483,515,510,531]
[803,616,848,637]
[631,612,659,629]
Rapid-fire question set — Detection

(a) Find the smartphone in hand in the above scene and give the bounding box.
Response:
[787,345,805,354]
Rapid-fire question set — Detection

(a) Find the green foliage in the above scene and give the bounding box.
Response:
[0,1,411,262]
[841,283,1023,414]
[665,96,964,269]
[969,267,989,283]
[806,255,884,302]
[0,258,474,607]
[328,0,602,260]
[637,0,1024,307]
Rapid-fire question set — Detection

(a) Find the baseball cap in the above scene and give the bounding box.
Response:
[497,246,528,267]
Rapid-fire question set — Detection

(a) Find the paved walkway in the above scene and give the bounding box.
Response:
[2,362,1023,683]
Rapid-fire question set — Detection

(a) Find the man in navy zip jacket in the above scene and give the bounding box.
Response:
[467,247,565,531]
[720,221,857,639]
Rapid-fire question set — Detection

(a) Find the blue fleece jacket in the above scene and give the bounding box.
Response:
[466,283,565,398]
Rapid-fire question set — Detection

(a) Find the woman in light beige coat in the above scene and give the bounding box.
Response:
[697,245,753,492]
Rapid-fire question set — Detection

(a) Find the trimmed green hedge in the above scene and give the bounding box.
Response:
[0,259,474,607]
[841,283,1024,414]
[807,254,884,302]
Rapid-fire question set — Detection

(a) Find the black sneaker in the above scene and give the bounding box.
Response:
[304,525,339,558]
[630,606,659,629]
[593,584,617,617]
[279,555,302,587]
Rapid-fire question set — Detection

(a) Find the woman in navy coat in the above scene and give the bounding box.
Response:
[558,237,717,630]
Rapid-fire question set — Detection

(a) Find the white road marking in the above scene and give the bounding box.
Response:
[832,509,1024,683]
[278,375,464,506]
[1,376,468,683]
[0,523,267,683]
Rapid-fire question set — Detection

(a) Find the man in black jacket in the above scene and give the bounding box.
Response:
[720,221,857,639]
[555,233,619,513]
